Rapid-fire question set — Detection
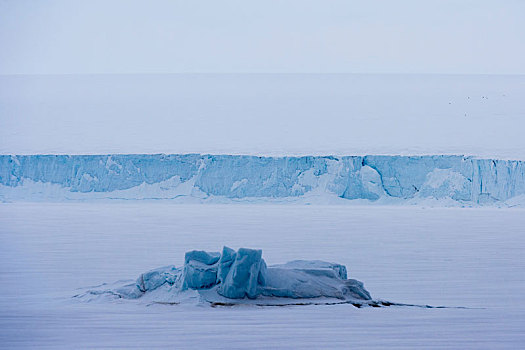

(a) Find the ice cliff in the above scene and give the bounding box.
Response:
[1,154,525,205]
[77,247,375,307]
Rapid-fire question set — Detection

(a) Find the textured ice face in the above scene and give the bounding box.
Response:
[181,250,220,290]
[136,265,180,292]
[184,250,221,265]
[1,154,524,205]
[217,248,266,299]
[217,246,237,284]
[271,260,348,280]
[260,267,370,300]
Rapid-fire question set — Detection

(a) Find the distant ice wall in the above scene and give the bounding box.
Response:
[1,154,524,205]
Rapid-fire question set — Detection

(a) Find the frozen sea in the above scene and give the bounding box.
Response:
[1,203,524,349]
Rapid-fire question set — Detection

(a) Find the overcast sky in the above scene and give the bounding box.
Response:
[1,0,524,74]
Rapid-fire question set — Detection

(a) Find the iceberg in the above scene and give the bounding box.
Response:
[77,247,375,307]
[1,154,525,205]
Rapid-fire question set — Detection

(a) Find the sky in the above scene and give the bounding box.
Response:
[1,0,524,75]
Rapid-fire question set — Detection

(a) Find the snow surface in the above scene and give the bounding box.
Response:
[2,154,525,206]
[1,203,524,348]
[1,74,525,158]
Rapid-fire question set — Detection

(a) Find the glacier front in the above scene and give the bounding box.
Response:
[1,154,525,205]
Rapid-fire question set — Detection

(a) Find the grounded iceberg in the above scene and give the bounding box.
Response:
[77,247,377,307]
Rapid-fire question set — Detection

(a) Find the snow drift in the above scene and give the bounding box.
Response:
[1,154,525,205]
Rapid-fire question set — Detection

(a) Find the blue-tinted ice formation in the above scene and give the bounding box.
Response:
[2,154,525,205]
[79,247,373,306]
